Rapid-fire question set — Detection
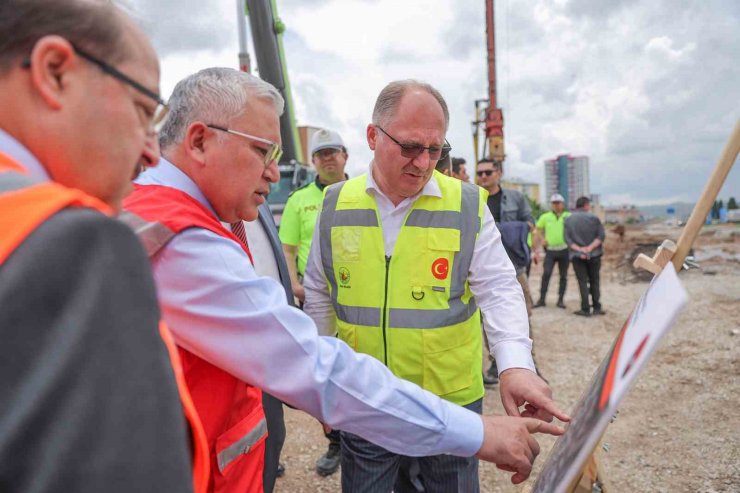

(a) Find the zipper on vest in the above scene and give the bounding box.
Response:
[382,255,391,366]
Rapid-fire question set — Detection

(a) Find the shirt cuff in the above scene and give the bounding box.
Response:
[492,341,536,375]
[437,402,484,457]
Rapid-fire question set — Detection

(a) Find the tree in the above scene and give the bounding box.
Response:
[527,195,544,220]
[728,197,738,210]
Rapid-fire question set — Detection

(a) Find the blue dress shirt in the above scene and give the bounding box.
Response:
[133,159,483,458]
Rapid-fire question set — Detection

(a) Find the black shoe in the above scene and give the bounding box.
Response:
[483,372,499,386]
[592,308,607,315]
[316,444,341,476]
[556,299,566,309]
[533,299,546,308]
[276,463,285,478]
[573,309,591,317]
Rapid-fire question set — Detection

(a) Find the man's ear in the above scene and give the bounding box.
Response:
[28,35,78,110]
[367,124,377,150]
[442,168,451,176]
[185,122,209,166]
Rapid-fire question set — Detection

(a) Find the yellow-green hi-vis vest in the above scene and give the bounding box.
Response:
[319,171,487,406]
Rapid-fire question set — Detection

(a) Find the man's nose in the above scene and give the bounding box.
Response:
[265,160,280,183]
[412,150,433,171]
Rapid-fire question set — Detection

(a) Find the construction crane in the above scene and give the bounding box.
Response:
[236,0,313,223]
[472,0,505,171]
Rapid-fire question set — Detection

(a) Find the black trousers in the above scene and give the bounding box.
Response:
[571,256,601,312]
[262,392,286,493]
[540,248,569,301]
[340,399,483,493]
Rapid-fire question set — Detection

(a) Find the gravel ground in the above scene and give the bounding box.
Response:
[275,225,740,492]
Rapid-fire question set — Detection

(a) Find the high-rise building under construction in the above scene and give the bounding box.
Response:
[544,154,590,210]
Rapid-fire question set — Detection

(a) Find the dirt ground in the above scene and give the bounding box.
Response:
[275,223,740,492]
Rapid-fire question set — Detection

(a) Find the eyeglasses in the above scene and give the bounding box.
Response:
[206,124,283,167]
[376,126,451,161]
[21,43,170,133]
[476,169,499,177]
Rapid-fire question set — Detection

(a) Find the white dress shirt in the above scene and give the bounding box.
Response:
[0,129,50,181]
[133,158,484,458]
[304,163,535,374]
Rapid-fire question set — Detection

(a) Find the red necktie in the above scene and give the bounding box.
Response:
[229,221,249,248]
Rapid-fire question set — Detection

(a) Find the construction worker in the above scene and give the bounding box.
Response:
[279,128,348,476]
[0,1,206,491]
[280,129,348,304]
[304,80,567,492]
[123,68,565,492]
[534,193,571,309]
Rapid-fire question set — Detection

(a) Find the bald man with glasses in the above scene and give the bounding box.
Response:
[303,80,567,492]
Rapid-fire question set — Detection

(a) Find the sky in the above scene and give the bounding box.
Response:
[127,0,739,206]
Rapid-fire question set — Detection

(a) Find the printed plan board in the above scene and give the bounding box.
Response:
[533,266,688,493]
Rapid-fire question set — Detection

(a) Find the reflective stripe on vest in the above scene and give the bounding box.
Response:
[217,417,268,474]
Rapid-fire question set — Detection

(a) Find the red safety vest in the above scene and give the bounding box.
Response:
[124,183,267,493]
[0,153,210,493]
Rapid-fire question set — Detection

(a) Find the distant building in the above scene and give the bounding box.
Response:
[501,178,541,204]
[604,205,643,224]
[544,154,590,210]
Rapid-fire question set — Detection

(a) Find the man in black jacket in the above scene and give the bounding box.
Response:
[565,196,606,317]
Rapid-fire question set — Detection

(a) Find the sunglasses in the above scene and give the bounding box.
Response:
[476,169,499,177]
[376,126,451,161]
[206,124,283,168]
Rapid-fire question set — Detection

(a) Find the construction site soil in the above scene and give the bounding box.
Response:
[275,223,740,492]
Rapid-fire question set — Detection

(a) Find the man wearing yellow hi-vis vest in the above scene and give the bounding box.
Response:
[304,80,569,492]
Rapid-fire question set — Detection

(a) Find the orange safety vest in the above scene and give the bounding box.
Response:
[124,183,267,493]
[0,153,210,493]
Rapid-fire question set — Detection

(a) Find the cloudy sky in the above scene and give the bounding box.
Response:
[127,0,739,206]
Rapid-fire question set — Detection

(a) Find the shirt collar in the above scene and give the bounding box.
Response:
[365,161,442,201]
[0,128,51,181]
[134,157,218,217]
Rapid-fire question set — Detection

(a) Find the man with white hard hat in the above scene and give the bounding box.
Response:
[534,193,571,309]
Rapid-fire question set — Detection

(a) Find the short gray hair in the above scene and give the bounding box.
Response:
[0,0,127,74]
[372,80,449,131]
[159,67,285,149]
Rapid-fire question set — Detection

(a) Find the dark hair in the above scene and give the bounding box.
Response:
[477,158,501,171]
[576,196,591,209]
[451,157,466,174]
[435,154,452,172]
[0,0,126,74]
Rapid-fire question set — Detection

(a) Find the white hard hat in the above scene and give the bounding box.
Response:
[550,193,565,203]
[310,129,345,155]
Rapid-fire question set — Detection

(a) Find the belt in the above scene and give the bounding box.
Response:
[546,245,569,252]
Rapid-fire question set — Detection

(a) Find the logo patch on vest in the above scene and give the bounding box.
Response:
[339,267,351,286]
[431,258,449,280]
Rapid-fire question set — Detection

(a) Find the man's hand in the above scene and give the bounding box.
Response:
[476,415,564,484]
[292,283,305,303]
[532,251,540,265]
[499,368,571,423]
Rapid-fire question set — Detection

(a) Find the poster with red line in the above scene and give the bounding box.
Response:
[533,266,688,493]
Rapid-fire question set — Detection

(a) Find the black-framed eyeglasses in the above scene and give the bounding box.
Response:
[376,126,451,161]
[206,124,283,168]
[476,169,498,177]
[21,43,169,133]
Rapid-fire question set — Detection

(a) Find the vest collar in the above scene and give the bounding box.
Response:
[135,157,218,218]
[365,161,442,202]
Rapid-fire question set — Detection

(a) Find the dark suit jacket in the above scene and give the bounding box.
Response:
[0,208,193,493]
